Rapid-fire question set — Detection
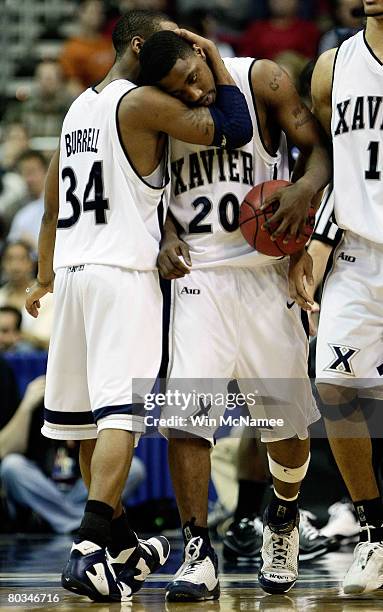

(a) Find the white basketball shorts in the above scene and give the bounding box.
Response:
[316,231,383,399]
[43,264,162,440]
[162,261,319,442]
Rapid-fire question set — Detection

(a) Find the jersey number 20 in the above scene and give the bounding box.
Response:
[58,161,109,229]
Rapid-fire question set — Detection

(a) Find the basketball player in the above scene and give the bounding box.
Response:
[139,30,331,599]
[25,11,253,602]
[301,0,383,594]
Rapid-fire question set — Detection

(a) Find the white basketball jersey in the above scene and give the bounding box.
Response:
[169,57,290,268]
[332,31,383,243]
[54,80,169,271]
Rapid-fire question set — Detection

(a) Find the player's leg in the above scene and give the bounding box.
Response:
[318,384,380,501]
[164,268,237,601]
[168,436,211,530]
[255,435,310,594]
[43,269,120,600]
[236,263,319,594]
[316,234,383,593]
[59,266,168,601]
[78,438,137,561]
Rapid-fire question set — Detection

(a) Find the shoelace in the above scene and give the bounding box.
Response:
[300,511,320,541]
[184,537,203,563]
[271,532,292,568]
[180,537,205,577]
[182,560,204,576]
[354,539,383,569]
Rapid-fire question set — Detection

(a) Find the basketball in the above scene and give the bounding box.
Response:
[239,180,316,256]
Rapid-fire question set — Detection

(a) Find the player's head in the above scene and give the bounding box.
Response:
[139,31,216,106]
[112,9,177,61]
[363,0,383,17]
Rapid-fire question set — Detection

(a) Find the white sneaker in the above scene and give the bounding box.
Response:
[320,500,360,543]
[166,537,220,602]
[258,511,300,595]
[343,536,383,594]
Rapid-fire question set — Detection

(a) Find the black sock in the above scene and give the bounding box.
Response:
[267,491,298,527]
[354,497,383,542]
[183,517,210,548]
[234,479,268,521]
[109,511,138,556]
[77,500,114,549]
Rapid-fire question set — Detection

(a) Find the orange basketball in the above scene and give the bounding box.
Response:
[239,180,315,256]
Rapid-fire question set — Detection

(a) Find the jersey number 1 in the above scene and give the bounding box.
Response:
[58,161,109,229]
[365,141,381,181]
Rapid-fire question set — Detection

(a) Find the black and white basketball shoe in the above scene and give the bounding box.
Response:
[166,536,220,601]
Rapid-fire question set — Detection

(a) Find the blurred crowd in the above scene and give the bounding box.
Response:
[0,0,365,535]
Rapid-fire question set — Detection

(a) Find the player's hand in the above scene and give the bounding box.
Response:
[157,234,192,280]
[25,278,54,318]
[262,181,313,241]
[308,301,320,336]
[174,28,217,57]
[288,249,314,311]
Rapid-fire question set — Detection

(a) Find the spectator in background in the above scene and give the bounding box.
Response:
[175,0,252,32]
[0,376,147,534]
[0,305,35,353]
[7,150,47,250]
[0,166,27,229]
[0,123,30,171]
[59,0,114,96]
[4,61,74,139]
[238,0,320,60]
[0,124,29,227]
[180,9,234,57]
[318,0,364,54]
[0,241,53,349]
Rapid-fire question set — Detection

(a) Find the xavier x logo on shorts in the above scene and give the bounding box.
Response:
[325,344,360,376]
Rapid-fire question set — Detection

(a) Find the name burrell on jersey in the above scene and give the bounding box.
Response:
[334,96,383,136]
[172,149,254,196]
[64,128,100,157]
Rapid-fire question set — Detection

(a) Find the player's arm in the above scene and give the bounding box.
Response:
[123,81,252,149]
[287,52,337,311]
[25,148,59,318]
[251,60,332,238]
[289,185,341,314]
[158,212,192,280]
[311,48,337,138]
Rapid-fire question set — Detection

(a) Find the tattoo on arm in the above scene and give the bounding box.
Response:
[269,67,283,91]
[292,104,313,129]
[184,107,213,137]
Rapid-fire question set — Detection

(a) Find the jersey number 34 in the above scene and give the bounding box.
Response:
[57,161,109,229]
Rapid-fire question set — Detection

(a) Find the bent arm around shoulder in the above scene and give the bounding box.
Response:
[123,85,252,149]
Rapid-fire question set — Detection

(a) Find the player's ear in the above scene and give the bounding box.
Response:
[193,44,206,61]
[131,35,145,56]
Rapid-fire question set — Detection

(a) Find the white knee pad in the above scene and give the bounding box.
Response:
[267,453,310,484]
